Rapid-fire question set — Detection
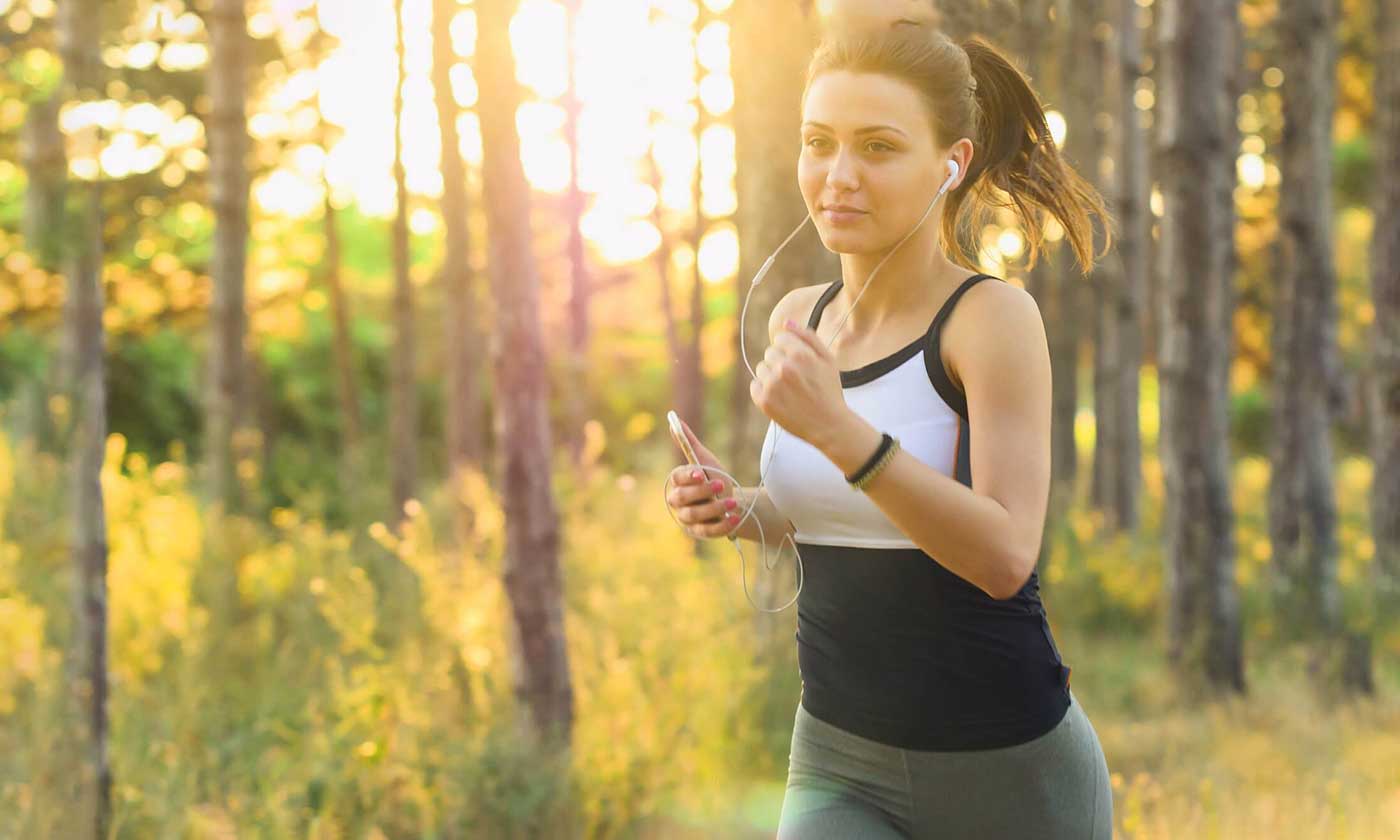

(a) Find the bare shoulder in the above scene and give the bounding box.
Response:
[767,282,835,343]
[943,278,1047,392]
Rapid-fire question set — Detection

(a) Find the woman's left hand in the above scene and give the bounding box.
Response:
[750,320,851,448]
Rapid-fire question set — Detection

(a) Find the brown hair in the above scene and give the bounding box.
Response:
[802,26,1112,274]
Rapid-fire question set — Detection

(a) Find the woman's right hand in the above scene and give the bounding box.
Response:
[665,418,742,540]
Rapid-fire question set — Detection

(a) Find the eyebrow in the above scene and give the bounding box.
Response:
[801,122,908,138]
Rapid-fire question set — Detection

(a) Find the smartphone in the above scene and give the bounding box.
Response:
[667,410,700,465]
[668,410,736,540]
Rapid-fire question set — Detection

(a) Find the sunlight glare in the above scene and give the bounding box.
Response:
[259,1,740,262]
[698,224,738,283]
[1237,153,1266,190]
[696,22,730,73]
[1045,111,1067,149]
[511,0,568,99]
[698,74,734,116]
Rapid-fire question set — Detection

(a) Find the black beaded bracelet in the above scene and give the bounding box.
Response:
[845,432,895,486]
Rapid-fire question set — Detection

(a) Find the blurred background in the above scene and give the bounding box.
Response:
[0,0,1396,836]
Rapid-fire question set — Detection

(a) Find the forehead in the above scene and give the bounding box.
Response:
[802,71,931,138]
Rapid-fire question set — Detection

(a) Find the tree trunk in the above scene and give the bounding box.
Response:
[1047,246,1081,499]
[432,0,488,549]
[1366,0,1400,695]
[1270,0,1348,693]
[1102,0,1147,532]
[1085,0,1118,515]
[683,0,713,449]
[322,182,364,492]
[311,26,365,510]
[22,92,66,272]
[1050,0,1091,499]
[21,83,66,453]
[560,0,591,467]
[57,1,110,834]
[389,0,419,527]
[646,3,705,452]
[206,0,253,513]
[1156,0,1245,695]
[647,131,685,424]
[476,0,573,748]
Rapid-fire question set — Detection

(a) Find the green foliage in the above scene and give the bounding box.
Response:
[105,329,203,460]
[0,425,771,838]
[1230,385,1271,457]
[1334,135,1373,209]
[1,408,1394,838]
[0,328,48,401]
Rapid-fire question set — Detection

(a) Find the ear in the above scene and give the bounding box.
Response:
[947,138,974,189]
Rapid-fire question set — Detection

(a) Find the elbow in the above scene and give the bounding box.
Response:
[988,554,1035,601]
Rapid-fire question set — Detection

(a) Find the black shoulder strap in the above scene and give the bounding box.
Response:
[807,280,844,330]
[924,274,1000,420]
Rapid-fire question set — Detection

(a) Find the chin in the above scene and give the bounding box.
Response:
[818,228,879,255]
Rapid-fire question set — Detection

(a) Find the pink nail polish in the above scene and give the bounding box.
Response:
[710,480,723,493]
[725,498,737,510]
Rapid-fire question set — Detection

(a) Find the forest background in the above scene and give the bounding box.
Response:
[0,0,1397,837]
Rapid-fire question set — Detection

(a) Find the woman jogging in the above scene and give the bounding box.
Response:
[665,15,1114,839]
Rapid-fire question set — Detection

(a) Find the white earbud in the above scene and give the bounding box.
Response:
[939,158,960,196]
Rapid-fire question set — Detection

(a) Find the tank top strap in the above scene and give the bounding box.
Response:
[924,273,1001,420]
[807,279,844,330]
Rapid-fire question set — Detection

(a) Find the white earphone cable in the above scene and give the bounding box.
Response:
[663,160,961,613]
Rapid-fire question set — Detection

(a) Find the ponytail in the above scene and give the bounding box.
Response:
[806,28,1113,274]
[950,37,1111,273]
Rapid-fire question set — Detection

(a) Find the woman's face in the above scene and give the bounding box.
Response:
[799,71,946,255]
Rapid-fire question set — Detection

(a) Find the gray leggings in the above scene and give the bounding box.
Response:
[777,691,1112,839]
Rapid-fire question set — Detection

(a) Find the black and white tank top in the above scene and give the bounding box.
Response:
[758,273,1072,752]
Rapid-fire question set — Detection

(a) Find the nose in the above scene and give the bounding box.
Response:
[824,146,861,194]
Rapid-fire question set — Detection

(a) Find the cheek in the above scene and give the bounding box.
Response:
[797,158,824,199]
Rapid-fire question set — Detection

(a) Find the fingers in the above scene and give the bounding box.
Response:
[675,482,725,510]
[667,473,729,511]
[686,513,741,539]
[684,504,742,539]
[763,329,828,377]
[667,467,741,538]
[682,496,730,526]
[778,317,828,357]
[772,331,808,356]
[763,341,791,373]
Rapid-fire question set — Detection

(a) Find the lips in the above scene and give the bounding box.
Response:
[822,205,867,225]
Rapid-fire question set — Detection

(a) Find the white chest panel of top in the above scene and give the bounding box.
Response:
[757,350,962,549]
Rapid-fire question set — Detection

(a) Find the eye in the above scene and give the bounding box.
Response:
[804,137,829,150]
[866,140,895,153]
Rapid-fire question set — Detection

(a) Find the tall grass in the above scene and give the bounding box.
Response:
[0,386,1395,837]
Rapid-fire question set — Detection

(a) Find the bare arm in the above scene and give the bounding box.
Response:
[729,485,796,544]
[808,284,1052,600]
